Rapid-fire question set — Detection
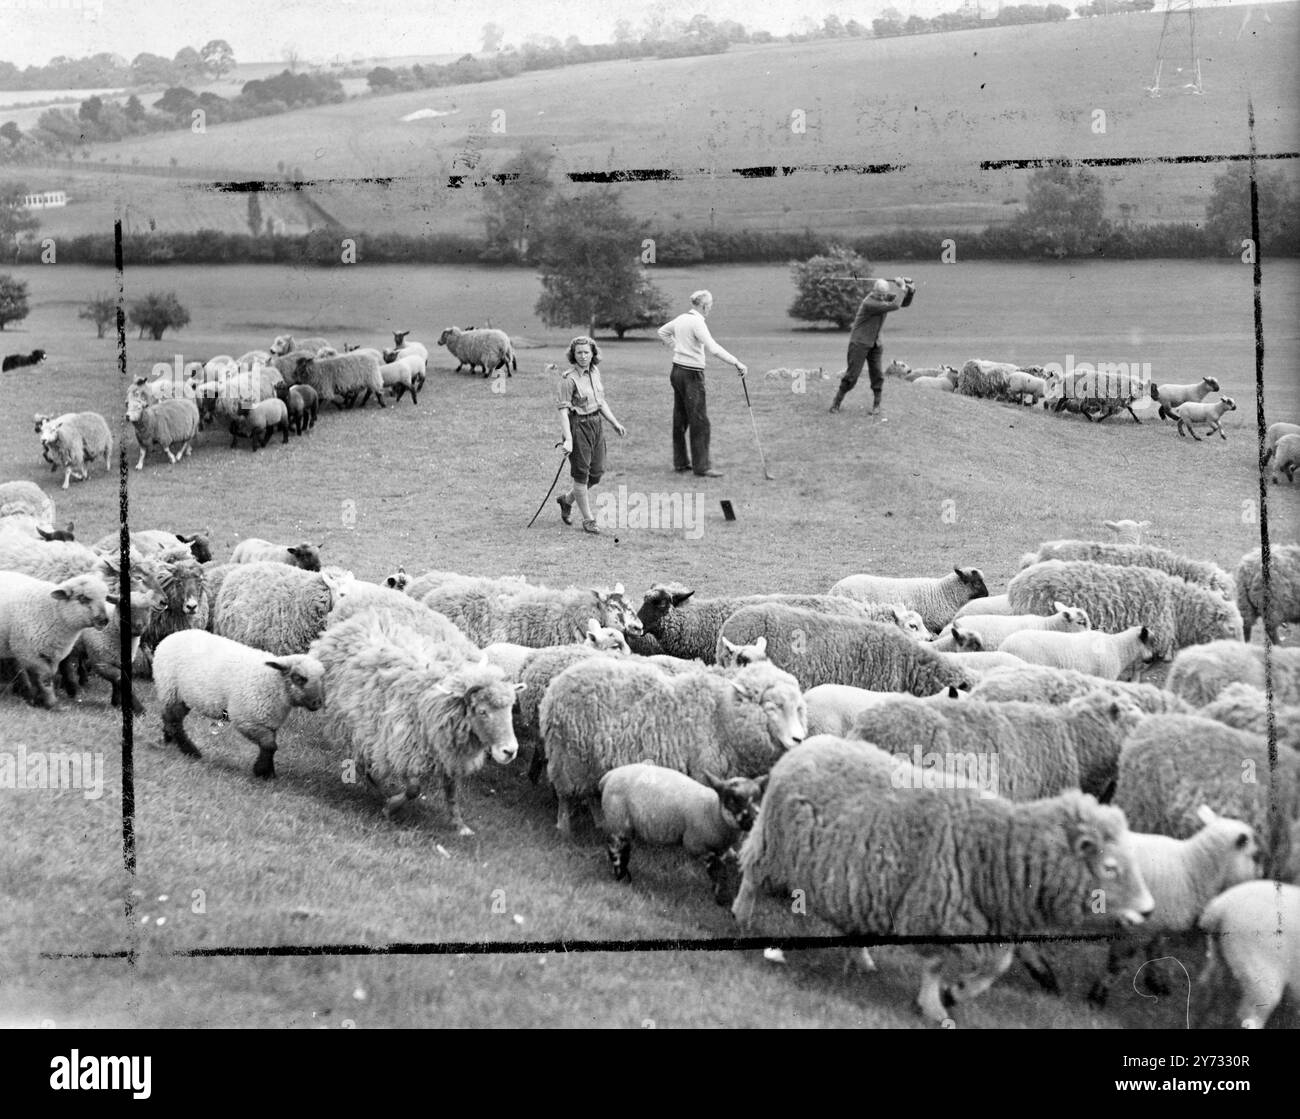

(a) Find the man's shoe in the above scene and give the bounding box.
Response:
[695,469,724,478]
[829,389,846,413]
[582,519,601,535]
[556,494,573,524]
[675,466,693,473]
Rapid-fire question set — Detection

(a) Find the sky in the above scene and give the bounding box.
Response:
[0,0,1274,70]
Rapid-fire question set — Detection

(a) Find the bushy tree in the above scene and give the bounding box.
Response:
[78,292,117,338]
[1010,165,1110,257]
[1204,163,1299,256]
[482,142,556,261]
[200,39,236,80]
[594,270,672,337]
[367,66,399,91]
[788,245,874,328]
[0,274,30,330]
[127,291,190,339]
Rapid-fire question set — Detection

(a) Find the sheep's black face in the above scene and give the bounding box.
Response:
[706,850,743,907]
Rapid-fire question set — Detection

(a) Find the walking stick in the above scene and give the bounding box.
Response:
[526,442,570,528]
[739,373,775,481]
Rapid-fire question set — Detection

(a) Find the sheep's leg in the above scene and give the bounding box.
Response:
[382,784,419,818]
[374,390,386,409]
[135,447,146,470]
[555,794,575,837]
[162,700,201,758]
[280,422,289,444]
[916,955,952,1024]
[730,874,757,926]
[246,725,278,779]
[165,444,179,463]
[409,386,418,405]
[1233,972,1282,1029]
[945,946,1014,1009]
[586,795,606,831]
[606,834,632,881]
[441,772,474,836]
[1016,944,1061,995]
[57,654,80,699]
[62,464,72,490]
[527,742,547,785]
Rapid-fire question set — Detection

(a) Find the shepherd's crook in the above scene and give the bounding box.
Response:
[526,442,570,527]
[739,373,774,481]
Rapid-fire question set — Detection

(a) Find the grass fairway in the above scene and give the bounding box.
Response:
[1,256,1297,1029]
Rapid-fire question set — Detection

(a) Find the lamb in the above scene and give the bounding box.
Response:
[1263,421,1300,464]
[1175,396,1236,441]
[2,349,46,372]
[1103,519,1151,545]
[1271,434,1300,484]
[804,682,964,738]
[999,624,1157,681]
[425,581,643,648]
[152,629,324,778]
[290,350,384,409]
[0,479,55,524]
[484,618,629,681]
[230,539,322,571]
[229,397,291,450]
[384,331,429,365]
[272,382,319,436]
[969,664,1193,715]
[910,367,959,392]
[731,736,1154,1023]
[1150,375,1219,421]
[308,611,521,834]
[0,571,111,707]
[438,326,517,378]
[126,395,200,471]
[717,634,770,668]
[378,354,424,404]
[37,412,112,490]
[1008,559,1244,661]
[830,567,989,633]
[212,562,346,656]
[932,602,1091,651]
[269,334,332,357]
[1235,544,1300,642]
[716,604,973,695]
[1113,714,1300,878]
[953,593,1012,618]
[1165,640,1300,707]
[539,658,806,835]
[1005,368,1047,405]
[600,763,767,902]
[1019,540,1234,601]
[1197,880,1300,1029]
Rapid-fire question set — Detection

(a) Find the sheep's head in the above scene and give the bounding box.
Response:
[447,664,523,765]
[1219,396,1237,414]
[36,521,75,543]
[267,654,326,712]
[637,582,694,635]
[1102,519,1150,545]
[1062,795,1154,928]
[731,663,806,751]
[393,330,410,347]
[703,770,768,837]
[704,849,743,908]
[1051,601,1092,631]
[950,623,984,652]
[384,566,409,592]
[287,542,322,572]
[597,582,643,636]
[437,327,459,346]
[955,567,989,599]
[33,413,53,434]
[1194,805,1263,886]
[1202,377,1220,392]
[269,335,294,356]
[176,530,213,564]
[579,617,631,654]
[50,573,111,630]
[718,634,769,668]
[157,550,207,618]
[125,395,148,423]
[889,606,932,642]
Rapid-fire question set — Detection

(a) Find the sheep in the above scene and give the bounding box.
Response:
[210,367,285,426]
[437,326,516,378]
[515,637,632,752]
[953,593,1012,618]
[0,515,74,544]
[1235,544,1300,642]
[229,397,291,451]
[1271,434,1300,484]
[804,682,965,738]
[716,604,973,695]
[290,350,384,409]
[1175,396,1236,441]
[933,602,1091,651]
[600,763,767,901]
[36,412,113,491]
[540,658,806,835]
[969,663,1193,715]
[1018,540,1234,601]
[884,359,912,378]
[1202,683,1300,744]
[272,382,318,436]
[910,367,958,393]
[0,480,55,524]
[378,354,424,404]
[323,585,480,658]
[1197,880,1300,1029]
[1103,519,1151,545]
[92,529,213,566]
[934,646,1031,679]
[1150,375,1220,421]
[830,567,989,634]
[152,629,324,778]
[308,611,521,834]
[73,592,164,714]
[483,618,629,681]
[425,581,643,648]
[1042,366,1147,424]
[212,562,346,656]
[731,736,1154,1024]
[384,331,429,364]
[2,349,46,372]
[0,571,111,707]
[236,349,271,368]
[1005,368,1047,405]
[1008,559,1244,661]
[956,358,1017,399]
[229,539,322,571]
[848,691,1143,802]
[717,634,770,668]
[999,624,1157,681]
[1165,640,1300,707]
[1113,714,1300,879]
[127,545,210,675]
[1263,421,1300,463]
[125,395,200,471]
[269,334,332,357]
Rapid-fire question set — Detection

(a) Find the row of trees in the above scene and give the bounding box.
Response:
[0,277,190,338]
[0,42,235,94]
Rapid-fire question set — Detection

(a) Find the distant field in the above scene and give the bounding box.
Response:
[10,6,1298,240]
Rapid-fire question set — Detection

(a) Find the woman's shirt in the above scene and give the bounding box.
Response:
[557,364,606,417]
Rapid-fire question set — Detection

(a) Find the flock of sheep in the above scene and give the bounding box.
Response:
[0,480,1298,1027]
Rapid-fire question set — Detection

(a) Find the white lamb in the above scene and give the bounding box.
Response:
[1175,397,1236,441]
[999,624,1157,681]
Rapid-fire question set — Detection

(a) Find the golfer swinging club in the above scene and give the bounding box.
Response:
[830,275,916,415]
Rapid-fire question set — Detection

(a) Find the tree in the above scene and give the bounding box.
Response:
[200,39,236,80]
[1010,165,1110,257]
[482,142,556,261]
[172,46,204,83]
[127,291,190,340]
[0,274,30,331]
[130,52,175,86]
[1,182,40,260]
[78,292,117,338]
[787,245,874,328]
[593,270,672,338]
[1204,162,1299,256]
[533,191,666,337]
[367,66,399,91]
[0,121,22,145]
[481,22,505,52]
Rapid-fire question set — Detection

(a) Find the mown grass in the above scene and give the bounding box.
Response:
[0,256,1297,1028]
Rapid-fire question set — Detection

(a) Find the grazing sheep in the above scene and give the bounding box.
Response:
[425,581,643,648]
[1005,368,1047,405]
[126,396,200,471]
[1235,544,1300,643]
[1104,519,1151,545]
[212,562,346,656]
[804,682,964,737]
[229,397,290,450]
[2,349,46,372]
[309,612,521,834]
[1113,714,1300,878]
[1150,375,1220,421]
[970,664,1193,715]
[1019,540,1234,601]
[600,763,767,902]
[153,629,324,778]
[933,603,1091,651]
[0,479,55,524]
[230,539,322,571]
[540,658,806,835]
[273,382,319,436]
[717,604,973,695]
[1165,640,1300,707]
[1197,880,1300,1029]
[1175,396,1236,441]
[731,736,1154,1023]
[378,354,425,404]
[290,350,384,409]
[1263,422,1300,464]
[999,624,1157,681]
[830,567,989,633]
[953,593,1012,618]
[1201,683,1300,743]
[0,571,111,707]
[438,326,516,377]
[269,334,332,357]
[1008,559,1244,661]
[37,412,113,490]
[1270,434,1300,484]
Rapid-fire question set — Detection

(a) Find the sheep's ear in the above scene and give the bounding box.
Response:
[728,680,752,701]
[755,774,769,795]
[1195,804,1218,826]
[701,770,725,791]
[1102,520,1118,531]
[953,566,963,578]
[947,685,960,699]
[613,581,625,596]
[671,587,695,606]
[585,617,601,637]
[264,660,290,675]
[50,587,72,601]
[1139,625,1150,642]
[106,593,120,606]
[753,636,767,653]
[1052,600,1067,613]
[514,682,526,694]
[37,528,53,541]
[721,637,738,654]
